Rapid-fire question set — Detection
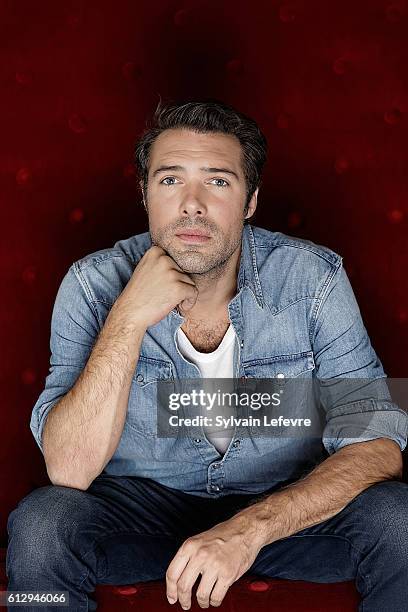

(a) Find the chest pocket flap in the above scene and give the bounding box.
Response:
[243,350,315,379]
[133,355,173,386]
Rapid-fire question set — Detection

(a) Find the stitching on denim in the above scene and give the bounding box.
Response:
[78,252,128,272]
[247,225,264,306]
[289,533,365,559]
[309,259,342,345]
[271,296,317,315]
[255,241,341,267]
[72,263,102,328]
[290,532,372,602]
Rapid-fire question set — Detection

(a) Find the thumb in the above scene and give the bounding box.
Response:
[180,294,197,312]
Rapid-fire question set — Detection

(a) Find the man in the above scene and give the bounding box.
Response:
[6,99,408,611]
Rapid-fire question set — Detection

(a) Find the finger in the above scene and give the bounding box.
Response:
[171,270,197,286]
[179,297,198,313]
[195,570,218,609]
[177,561,203,611]
[209,577,231,608]
[149,245,167,256]
[166,549,190,604]
[180,288,197,306]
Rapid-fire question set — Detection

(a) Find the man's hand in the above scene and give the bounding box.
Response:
[114,245,198,329]
[166,514,263,609]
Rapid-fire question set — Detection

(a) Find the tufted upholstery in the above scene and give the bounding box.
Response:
[0,547,360,610]
[2,0,407,609]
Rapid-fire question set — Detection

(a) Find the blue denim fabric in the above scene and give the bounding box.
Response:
[29,223,407,497]
[6,475,408,611]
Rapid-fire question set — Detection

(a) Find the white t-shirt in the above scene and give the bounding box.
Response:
[176,324,236,455]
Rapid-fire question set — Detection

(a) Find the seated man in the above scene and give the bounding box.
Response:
[6,99,408,612]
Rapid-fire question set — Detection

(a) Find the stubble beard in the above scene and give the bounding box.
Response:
[149,221,244,282]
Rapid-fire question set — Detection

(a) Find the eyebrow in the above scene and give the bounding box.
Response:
[152,165,240,181]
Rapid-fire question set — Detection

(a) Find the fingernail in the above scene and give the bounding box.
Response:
[167,596,176,604]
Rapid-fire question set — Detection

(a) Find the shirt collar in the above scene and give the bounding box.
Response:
[238,223,265,309]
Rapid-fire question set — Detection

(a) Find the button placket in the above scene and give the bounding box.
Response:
[208,460,225,494]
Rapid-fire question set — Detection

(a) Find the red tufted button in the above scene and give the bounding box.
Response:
[385,3,405,22]
[69,208,85,223]
[21,368,37,386]
[335,156,350,174]
[397,309,407,323]
[67,14,81,27]
[16,167,32,186]
[123,163,136,178]
[113,585,139,595]
[388,209,404,223]
[174,9,190,27]
[332,58,348,75]
[226,59,244,76]
[122,61,143,81]
[15,71,33,85]
[384,108,402,125]
[277,112,290,129]
[280,5,296,22]
[287,211,302,229]
[22,265,37,285]
[68,113,88,134]
[248,580,270,592]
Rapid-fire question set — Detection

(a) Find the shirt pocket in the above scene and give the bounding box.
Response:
[241,351,316,442]
[126,355,174,437]
[242,350,315,379]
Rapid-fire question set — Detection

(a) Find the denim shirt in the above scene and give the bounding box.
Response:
[30,223,408,497]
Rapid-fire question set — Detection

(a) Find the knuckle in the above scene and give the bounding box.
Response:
[183,537,196,548]
[178,579,190,592]
[196,550,209,563]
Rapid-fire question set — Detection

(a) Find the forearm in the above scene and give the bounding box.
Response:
[234,438,403,548]
[42,299,147,490]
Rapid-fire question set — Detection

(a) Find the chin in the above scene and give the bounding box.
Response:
[172,252,214,274]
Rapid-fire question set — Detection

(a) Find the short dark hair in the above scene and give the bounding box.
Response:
[134,98,268,214]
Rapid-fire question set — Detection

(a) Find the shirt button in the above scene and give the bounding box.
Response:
[136,373,144,383]
[212,463,220,469]
[211,485,220,491]
[194,438,201,443]
[232,440,241,447]
[276,373,285,379]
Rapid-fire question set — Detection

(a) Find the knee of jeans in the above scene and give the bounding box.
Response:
[356,480,408,544]
[7,485,90,557]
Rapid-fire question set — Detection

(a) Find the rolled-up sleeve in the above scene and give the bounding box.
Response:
[312,261,408,455]
[30,264,100,453]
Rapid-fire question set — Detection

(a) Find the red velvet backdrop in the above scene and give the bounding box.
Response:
[1,0,407,543]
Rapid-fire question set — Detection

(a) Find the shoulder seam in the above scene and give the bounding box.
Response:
[77,251,130,271]
[71,262,102,326]
[309,257,343,343]
[264,240,341,267]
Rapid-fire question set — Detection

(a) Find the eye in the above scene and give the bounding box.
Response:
[160,176,178,186]
[211,178,229,188]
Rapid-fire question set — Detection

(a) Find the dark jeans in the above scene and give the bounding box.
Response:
[6,474,408,611]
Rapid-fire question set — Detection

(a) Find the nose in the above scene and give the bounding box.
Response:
[178,185,208,217]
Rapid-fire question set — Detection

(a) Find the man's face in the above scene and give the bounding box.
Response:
[142,128,257,274]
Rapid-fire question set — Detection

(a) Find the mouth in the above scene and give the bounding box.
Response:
[175,229,211,243]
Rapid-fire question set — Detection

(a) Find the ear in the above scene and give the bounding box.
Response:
[244,188,259,219]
